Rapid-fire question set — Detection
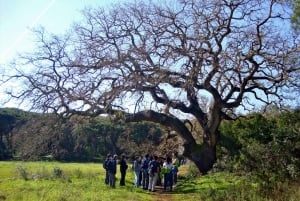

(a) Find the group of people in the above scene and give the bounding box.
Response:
[103,154,128,188]
[103,152,181,192]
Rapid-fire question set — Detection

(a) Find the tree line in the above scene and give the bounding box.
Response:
[0,108,167,161]
[1,107,299,184]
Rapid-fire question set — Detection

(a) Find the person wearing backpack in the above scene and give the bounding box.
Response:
[107,154,117,188]
[103,154,111,185]
[141,154,150,190]
[148,155,160,192]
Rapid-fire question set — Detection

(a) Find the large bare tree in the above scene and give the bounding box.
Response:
[3,0,300,173]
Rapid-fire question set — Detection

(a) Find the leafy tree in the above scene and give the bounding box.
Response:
[120,122,163,156]
[3,0,299,173]
[0,108,33,159]
[220,109,300,182]
[9,112,163,161]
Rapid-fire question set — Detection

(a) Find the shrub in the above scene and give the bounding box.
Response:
[53,167,63,178]
[219,109,300,186]
[16,165,29,180]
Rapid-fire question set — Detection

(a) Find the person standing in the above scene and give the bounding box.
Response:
[141,154,150,190]
[103,154,111,185]
[119,155,128,186]
[107,154,117,188]
[133,156,142,187]
[148,155,160,192]
[162,156,173,191]
[172,152,180,184]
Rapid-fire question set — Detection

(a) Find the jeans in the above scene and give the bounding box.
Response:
[134,171,140,187]
[164,173,173,191]
[141,169,149,189]
[172,167,178,184]
[108,172,116,188]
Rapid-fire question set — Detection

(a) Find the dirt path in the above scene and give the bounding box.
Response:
[149,167,186,201]
[150,185,174,201]
[151,167,186,201]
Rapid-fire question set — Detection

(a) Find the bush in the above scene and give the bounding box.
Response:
[53,167,63,178]
[219,109,300,186]
[16,165,29,180]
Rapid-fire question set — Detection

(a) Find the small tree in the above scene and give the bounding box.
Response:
[2,0,299,173]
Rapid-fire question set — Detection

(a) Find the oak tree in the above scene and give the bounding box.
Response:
[3,0,300,173]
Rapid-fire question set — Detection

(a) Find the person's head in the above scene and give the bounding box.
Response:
[145,154,149,158]
[154,155,158,161]
[113,154,118,159]
[166,156,172,163]
[121,155,126,160]
[135,156,140,161]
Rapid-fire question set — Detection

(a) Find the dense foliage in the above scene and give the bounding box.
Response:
[218,108,300,184]
[0,108,36,159]
[0,108,164,161]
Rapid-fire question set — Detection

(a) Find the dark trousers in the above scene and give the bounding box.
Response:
[139,171,142,185]
[173,172,178,184]
[120,171,126,186]
[141,170,149,189]
[105,170,109,184]
[164,173,173,191]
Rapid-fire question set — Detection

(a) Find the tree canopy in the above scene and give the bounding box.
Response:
[2,0,299,173]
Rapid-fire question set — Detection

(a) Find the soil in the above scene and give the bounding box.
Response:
[149,185,174,201]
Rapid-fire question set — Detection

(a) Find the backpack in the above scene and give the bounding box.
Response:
[148,161,157,176]
[107,159,116,174]
[141,158,149,169]
[103,159,109,170]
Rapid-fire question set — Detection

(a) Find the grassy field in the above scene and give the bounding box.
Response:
[0,161,299,201]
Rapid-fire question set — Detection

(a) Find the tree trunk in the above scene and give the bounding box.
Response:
[124,110,218,174]
[183,142,216,174]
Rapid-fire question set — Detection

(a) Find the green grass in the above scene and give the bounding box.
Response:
[0,161,152,201]
[174,165,300,201]
[0,161,299,201]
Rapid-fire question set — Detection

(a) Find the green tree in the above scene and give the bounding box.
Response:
[3,0,299,173]
[0,108,33,159]
[220,109,300,181]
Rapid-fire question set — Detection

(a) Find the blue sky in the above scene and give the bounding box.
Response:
[0,1,297,111]
[0,0,117,108]
[0,0,115,64]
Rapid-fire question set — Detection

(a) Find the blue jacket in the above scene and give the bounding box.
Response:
[107,159,117,174]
